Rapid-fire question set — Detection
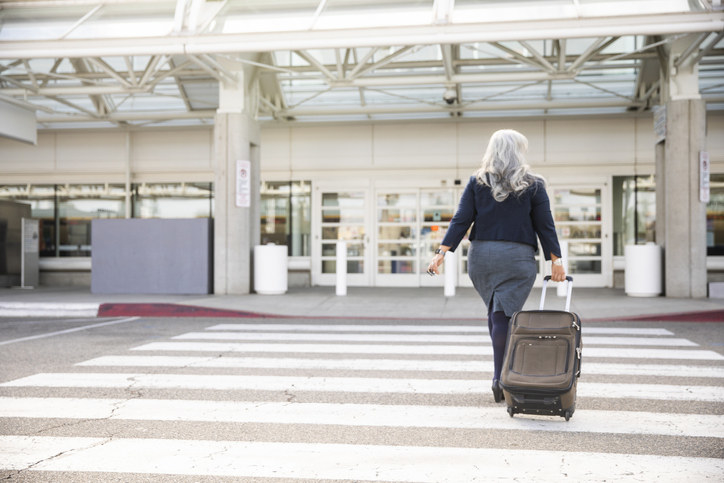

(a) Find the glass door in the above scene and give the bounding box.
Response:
[376,191,418,286]
[313,189,370,286]
[419,189,456,286]
[550,185,610,287]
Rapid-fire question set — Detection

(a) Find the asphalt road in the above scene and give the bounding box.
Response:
[0,315,722,482]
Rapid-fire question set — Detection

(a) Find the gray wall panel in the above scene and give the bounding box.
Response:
[91,218,212,294]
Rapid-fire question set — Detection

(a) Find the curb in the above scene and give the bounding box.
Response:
[0,302,100,318]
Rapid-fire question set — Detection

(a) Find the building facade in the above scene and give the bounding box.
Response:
[2,113,722,290]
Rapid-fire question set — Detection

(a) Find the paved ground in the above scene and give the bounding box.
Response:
[0,306,722,481]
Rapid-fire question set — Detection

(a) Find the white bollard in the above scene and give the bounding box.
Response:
[336,240,347,296]
[444,250,456,297]
[557,240,569,297]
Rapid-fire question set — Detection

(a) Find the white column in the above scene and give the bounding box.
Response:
[214,69,261,294]
[657,35,707,298]
[336,241,347,296]
[443,251,456,297]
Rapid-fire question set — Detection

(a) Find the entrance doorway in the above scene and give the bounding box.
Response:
[313,188,371,286]
[548,185,611,287]
[312,182,610,288]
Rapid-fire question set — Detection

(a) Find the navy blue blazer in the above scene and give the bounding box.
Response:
[441,175,561,260]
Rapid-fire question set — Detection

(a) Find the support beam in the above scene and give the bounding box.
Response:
[519,40,557,72]
[294,50,336,81]
[2,12,722,59]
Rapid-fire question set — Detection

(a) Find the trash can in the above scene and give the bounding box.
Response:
[624,243,662,297]
[254,243,288,295]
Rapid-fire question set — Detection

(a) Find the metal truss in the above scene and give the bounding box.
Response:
[0,0,722,127]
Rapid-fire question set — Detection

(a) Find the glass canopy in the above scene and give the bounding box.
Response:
[0,0,722,128]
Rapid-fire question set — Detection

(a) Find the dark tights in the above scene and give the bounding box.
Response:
[487,306,511,382]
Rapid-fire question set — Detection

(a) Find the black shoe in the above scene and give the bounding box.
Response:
[492,379,504,403]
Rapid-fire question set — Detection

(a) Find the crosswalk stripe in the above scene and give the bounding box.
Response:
[75,355,724,378]
[206,324,675,336]
[174,331,699,347]
[1,436,721,481]
[2,373,722,401]
[129,341,724,360]
[1,397,721,438]
[177,332,491,343]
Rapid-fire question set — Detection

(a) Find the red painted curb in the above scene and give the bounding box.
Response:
[97,303,283,318]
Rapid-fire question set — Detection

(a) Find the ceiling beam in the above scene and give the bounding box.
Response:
[37,109,217,123]
[2,12,721,59]
[278,98,646,117]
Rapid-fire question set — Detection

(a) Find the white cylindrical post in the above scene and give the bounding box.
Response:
[336,240,347,296]
[624,243,662,297]
[253,244,288,295]
[444,250,456,297]
[557,240,569,297]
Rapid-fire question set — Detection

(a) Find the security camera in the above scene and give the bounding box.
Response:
[443,87,457,105]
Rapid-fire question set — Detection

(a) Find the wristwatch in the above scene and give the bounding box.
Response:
[434,248,445,255]
[552,259,563,266]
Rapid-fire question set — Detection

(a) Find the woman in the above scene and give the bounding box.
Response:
[427,129,566,403]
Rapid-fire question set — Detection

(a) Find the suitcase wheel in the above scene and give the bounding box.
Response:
[564,410,572,421]
[507,407,515,418]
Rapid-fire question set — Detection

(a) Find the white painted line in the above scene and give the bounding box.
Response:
[582,337,697,347]
[0,436,100,471]
[206,324,675,336]
[0,317,140,346]
[582,362,724,378]
[75,355,724,378]
[132,341,495,355]
[578,382,724,402]
[0,372,483,395]
[1,397,722,438]
[207,324,488,333]
[1,436,721,481]
[77,355,491,371]
[583,347,724,360]
[2,373,723,401]
[176,332,490,343]
[580,327,674,336]
[175,332,698,347]
[130,341,724,360]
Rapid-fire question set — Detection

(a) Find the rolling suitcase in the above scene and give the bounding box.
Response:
[500,276,581,421]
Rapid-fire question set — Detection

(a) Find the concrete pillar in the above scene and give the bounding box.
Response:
[656,35,708,298]
[213,70,261,294]
[661,99,707,298]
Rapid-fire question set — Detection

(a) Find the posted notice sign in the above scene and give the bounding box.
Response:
[700,151,710,203]
[236,160,251,208]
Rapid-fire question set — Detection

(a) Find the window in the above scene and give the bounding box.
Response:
[0,184,126,257]
[57,184,126,256]
[612,175,656,256]
[707,174,724,256]
[0,185,56,257]
[0,182,213,258]
[133,182,213,219]
[260,181,311,257]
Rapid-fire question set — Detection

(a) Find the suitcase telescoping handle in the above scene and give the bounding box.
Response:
[539,275,574,312]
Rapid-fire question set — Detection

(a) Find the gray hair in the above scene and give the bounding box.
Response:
[475,129,546,202]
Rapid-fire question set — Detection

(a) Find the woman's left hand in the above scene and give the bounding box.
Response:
[551,262,566,282]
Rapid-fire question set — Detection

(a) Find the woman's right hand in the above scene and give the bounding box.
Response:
[427,253,444,275]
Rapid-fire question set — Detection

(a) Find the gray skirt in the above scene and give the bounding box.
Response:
[467,240,537,317]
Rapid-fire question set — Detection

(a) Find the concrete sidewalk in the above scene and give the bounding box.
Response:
[0,284,722,321]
